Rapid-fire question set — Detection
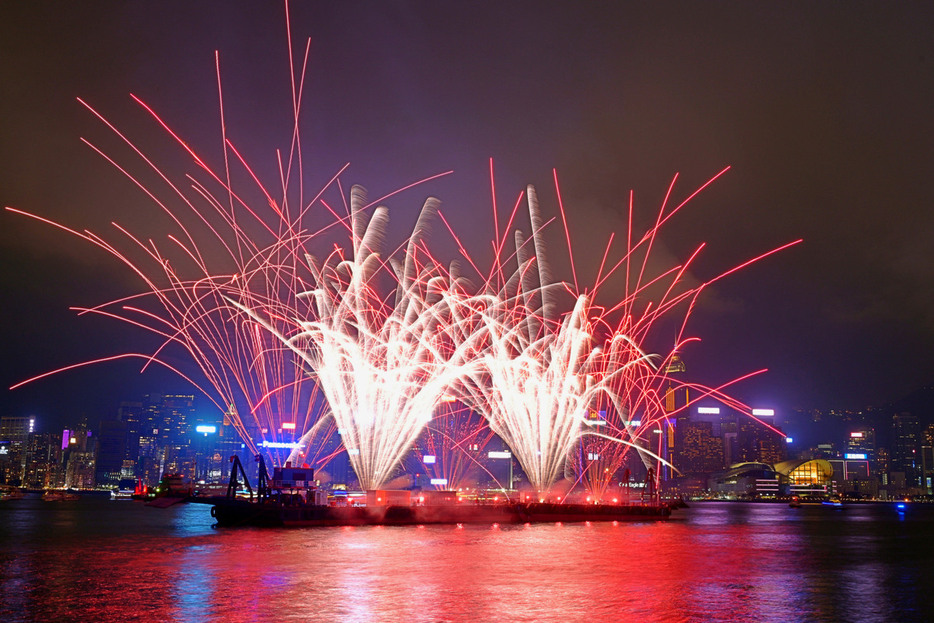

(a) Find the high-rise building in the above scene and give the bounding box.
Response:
[23,432,62,488]
[63,421,97,489]
[0,416,35,485]
[892,413,921,487]
[95,419,128,488]
[118,401,142,476]
[661,354,687,480]
[138,393,197,480]
[845,428,875,458]
[676,419,725,474]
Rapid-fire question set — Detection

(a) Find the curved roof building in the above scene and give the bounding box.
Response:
[775,459,834,484]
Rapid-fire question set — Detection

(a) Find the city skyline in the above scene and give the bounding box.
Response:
[5,387,931,500]
[3,2,934,430]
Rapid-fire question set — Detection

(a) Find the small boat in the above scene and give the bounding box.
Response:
[0,485,25,501]
[111,477,137,500]
[42,490,80,501]
[821,496,843,509]
[789,496,801,508]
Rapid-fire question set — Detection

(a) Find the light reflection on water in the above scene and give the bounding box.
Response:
[1,497,932,622]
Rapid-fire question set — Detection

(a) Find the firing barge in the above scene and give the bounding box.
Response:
[191,456,679,528]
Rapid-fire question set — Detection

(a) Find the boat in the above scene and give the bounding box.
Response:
[190,456,678,528]
[153,473,193,498]
[821,496,843,509]
[42,490,80,501]
[110,478,137,500]
[199,496,676,528]
[0,485,25,501]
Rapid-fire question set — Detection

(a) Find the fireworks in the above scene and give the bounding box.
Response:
[6,6,801,497]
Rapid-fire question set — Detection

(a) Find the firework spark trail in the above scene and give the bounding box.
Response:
[443,170,802,496]
[234,185,503,489]
[414,400,496,492]
[6,43,355,464]
[6,1,804,495]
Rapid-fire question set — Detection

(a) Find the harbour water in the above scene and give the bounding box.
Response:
[1,495,931,622]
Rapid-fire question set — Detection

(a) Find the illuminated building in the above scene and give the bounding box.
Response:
[661,355,688,480]
[921,424,934,494]
[775,459,834,498]
[23,432,62,488]
[735,412,785,465]
[921,443,933,495]
[63,421,96,489]
[708,462,779,498]
[138,393,198,482]
[892,413,921,488]
[845,428,875,463]
[675,419,725,474]
[95,419,128,488]
[117,401,143,478]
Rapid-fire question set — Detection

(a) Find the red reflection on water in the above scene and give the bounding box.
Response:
[2,500,933,622]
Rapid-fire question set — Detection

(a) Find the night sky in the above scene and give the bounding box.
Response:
[2,2,933,430]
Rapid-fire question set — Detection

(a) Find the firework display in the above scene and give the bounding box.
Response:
[6,9,800,498]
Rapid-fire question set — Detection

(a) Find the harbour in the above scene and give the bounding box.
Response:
[2,495,932,622]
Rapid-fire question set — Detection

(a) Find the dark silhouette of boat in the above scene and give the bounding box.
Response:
[190,455,678,527]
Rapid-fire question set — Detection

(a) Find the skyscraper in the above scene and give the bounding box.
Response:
[893,413,921,487]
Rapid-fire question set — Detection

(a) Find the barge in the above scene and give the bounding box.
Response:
[191,455,678,528]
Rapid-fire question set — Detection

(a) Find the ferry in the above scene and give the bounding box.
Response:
[110,478,138,500]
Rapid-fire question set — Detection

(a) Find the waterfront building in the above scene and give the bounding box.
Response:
[707,459,834,499]
[708,462,779,498]
[117,401,142,477]
[774,458,835,498]
[63,422,97,489]
[23,432,62,489]
[0,416,35,485]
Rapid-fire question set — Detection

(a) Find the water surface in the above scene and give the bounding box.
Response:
[1,496,930,622]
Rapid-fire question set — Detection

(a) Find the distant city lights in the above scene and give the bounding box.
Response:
[697,407,720,414]
[786,437,794,443]
[751,408,775,417]
[195,424,217,434]
[429,478,448,486]
[487,451,512,459]
[850,432,864,438]
[423,455,436,464]
[260,440,301,449]
[281,422,296,430]
[845,453,868,460]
